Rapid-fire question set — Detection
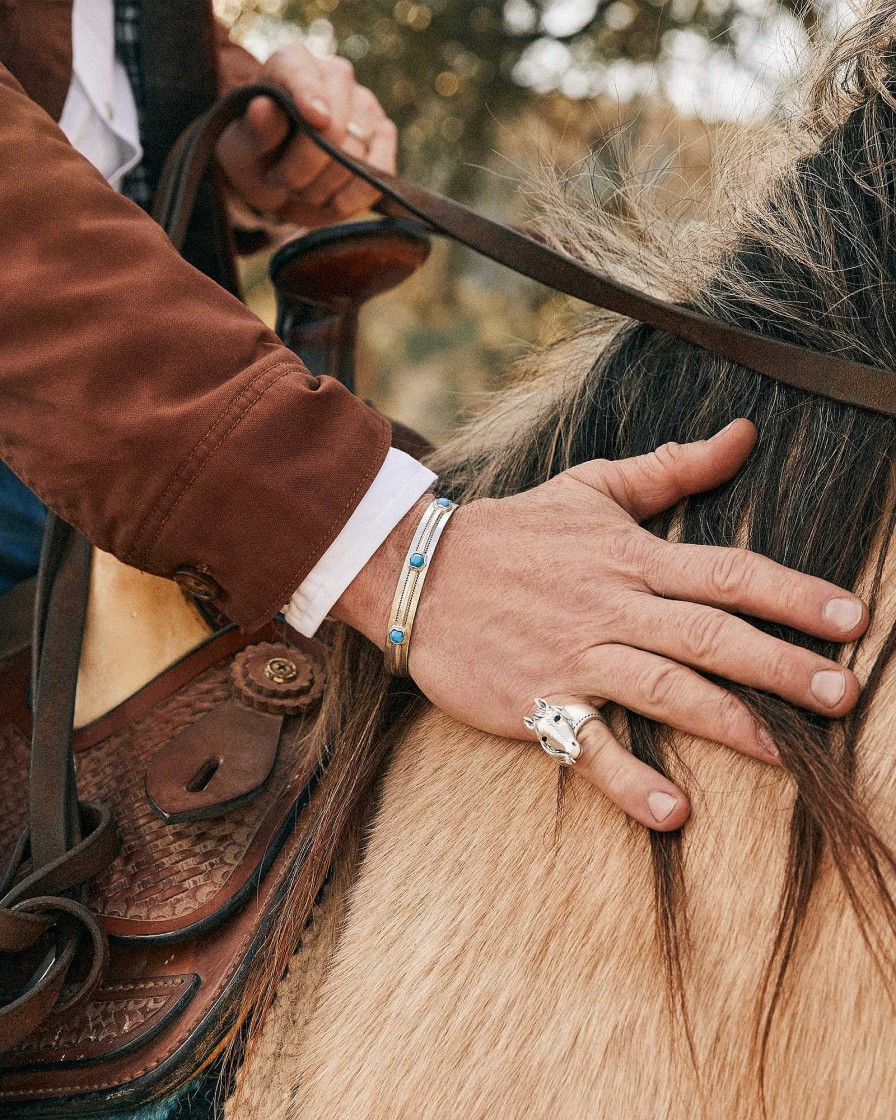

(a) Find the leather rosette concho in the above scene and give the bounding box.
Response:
[231,641,326,716]
[141,639,327,825]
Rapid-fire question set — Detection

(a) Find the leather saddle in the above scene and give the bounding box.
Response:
[0,576,330,1111]
[0,96,434,1115]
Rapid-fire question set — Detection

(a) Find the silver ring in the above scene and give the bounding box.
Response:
[346,120,372,146]
[523,698,603,767]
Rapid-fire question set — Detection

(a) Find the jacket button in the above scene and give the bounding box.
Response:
[173,566,222,601]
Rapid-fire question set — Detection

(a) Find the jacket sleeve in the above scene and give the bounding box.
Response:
[0,64,391,629]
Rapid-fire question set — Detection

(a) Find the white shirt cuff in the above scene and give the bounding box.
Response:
[283,448,437,637]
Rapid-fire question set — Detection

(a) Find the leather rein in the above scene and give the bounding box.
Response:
[160,81,896,419]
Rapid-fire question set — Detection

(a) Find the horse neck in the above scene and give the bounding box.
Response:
[74,548,212,728]
[246,551,896,1120]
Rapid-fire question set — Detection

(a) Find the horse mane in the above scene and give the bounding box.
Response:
[236,1,896,1096]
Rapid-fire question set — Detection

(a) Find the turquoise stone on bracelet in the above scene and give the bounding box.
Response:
[409,553,426,569]
[389,627,406,645]
[436,497,452,508]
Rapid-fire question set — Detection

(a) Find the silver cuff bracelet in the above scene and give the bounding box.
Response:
[385,497,457,677]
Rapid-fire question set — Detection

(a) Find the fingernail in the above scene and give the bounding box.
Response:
[311,97,331,118]
[758,726,779,759]
[648,791,678,823]
[711,420,737,439]
[811,669,846,708]
[823,597,863,633]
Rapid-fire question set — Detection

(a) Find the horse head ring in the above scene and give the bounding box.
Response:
[523,698,603,767]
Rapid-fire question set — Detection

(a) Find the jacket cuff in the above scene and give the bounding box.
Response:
[283,448,437,636]
[132,362,392,630]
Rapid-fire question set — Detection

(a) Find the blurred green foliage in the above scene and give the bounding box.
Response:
[224,0,822,192]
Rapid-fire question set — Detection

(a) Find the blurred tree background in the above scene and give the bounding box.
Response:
[215,0,834,439]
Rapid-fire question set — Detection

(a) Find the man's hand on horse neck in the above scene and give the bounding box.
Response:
[333,419,868,833]
[217,43,396,228]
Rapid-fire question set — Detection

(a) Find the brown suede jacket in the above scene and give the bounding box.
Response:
[0,0,391,628]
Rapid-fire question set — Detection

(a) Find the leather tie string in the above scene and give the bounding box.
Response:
[0,519,119,1054]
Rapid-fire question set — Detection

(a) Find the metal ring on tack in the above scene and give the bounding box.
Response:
[523,698,604,767]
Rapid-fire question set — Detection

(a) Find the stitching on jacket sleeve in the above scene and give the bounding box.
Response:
[125,355,299,563]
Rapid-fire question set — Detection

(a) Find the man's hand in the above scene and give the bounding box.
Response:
[333,420,868,832]
[217,42,397,228]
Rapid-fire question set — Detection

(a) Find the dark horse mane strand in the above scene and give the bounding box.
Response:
[231,9,896,1107]
[433,10,896,1096]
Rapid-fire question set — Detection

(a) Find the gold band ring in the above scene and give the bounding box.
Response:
[346,121,373,146]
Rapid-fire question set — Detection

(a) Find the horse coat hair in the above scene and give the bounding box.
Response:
[228,6,896,1115]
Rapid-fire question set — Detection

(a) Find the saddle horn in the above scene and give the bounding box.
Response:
[269,218,431,393]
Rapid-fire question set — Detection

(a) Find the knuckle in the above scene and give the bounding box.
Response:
[717,691,749,738]
[639,662,682,710]
[773,577,803,618]
[583,728,612,766]
[565,459,611,494]
[580,728,621,779]
[597,755,630,801]
[708,547,753,599]
[333,191,362,217]
[334,56,355,78]
[649,441,683,473]
[575,457,611,478]
[682,609,729,662]
[261,49,283,74]
[285,166,316,191]
[604,461,640,508]
[271,41,302,63]
[615,529,656,575]
[355,87,379,112]
[763,645,795,691]
[305,149,329,176]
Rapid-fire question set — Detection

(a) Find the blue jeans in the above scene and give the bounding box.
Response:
[0,461,47,593]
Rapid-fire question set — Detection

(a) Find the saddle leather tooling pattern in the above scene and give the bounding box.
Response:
[0,624,325,1048]
[0,516,332,1113]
